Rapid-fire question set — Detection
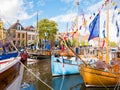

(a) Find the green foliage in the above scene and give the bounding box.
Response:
[71,38,77,47]
[109,41,117,47]
[67,38,72,46]
[21,39,24,46]
[38,18,58,42]
[81,41,85,46]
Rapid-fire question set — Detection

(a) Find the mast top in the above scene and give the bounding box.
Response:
[75,0,79,5]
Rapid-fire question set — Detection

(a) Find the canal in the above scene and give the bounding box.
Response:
[21,58,85,90]
[21,58,115,90]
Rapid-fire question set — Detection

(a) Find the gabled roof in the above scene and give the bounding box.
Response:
[8,20,24,30]
[24,25,34,31]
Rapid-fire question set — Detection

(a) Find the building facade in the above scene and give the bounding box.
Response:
[8,20,38,48]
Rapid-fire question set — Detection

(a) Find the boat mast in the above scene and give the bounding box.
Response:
[106,0,109,63]
[75,0,79,54]
[36,11,39,49]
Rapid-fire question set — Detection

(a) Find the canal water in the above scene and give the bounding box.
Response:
[21,58,115,90]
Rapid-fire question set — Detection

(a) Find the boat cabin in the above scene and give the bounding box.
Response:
[110,50,120,61]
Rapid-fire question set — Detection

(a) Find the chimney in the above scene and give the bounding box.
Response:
[17,20,19,23]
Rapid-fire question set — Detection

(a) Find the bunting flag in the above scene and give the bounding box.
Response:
[82,10,87,27]
[116,20,119,37]
[118,9,120,14]
[79,25,82,30]
[88,13,100,41]
[102,29,106,38]
[112,1,116,6]
[93,13,95,16]
[89,16,92,19]
[114,5,117,10]
[101,4,104,9]
[77,0,119,35]
[61,44,65,52]
[102,39,105,49]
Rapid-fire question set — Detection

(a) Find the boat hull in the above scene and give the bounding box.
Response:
[51,55,82,76]
[80,65,120,87]
[0,58,24,90]
[28,50,51,59]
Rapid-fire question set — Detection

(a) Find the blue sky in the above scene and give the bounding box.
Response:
[0,0,120,42]
[0,0,103,30]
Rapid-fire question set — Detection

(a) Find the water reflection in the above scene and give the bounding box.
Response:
[22,58,84,90]
[52,75,83,90]
[22,58,115,90]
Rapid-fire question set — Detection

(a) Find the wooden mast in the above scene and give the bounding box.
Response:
[36,11,39,50]
[75,0,79,54]
[105,0,109,63]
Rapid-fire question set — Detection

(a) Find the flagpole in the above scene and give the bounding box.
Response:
[75,0,79,54]
[105,0,109,63]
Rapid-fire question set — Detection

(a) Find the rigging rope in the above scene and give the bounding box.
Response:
[114,77,120,90]
[19,61,54,90]
[94,73,109,90]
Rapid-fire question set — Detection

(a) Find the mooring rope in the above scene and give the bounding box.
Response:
[114,77,120,90]
[19,61,54,90]
[94,73,109,90]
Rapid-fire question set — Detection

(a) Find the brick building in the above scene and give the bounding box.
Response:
[8,20,38,48]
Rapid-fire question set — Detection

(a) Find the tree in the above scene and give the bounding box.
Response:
[38,18,58,48]
[21,39,25,46]
[109,41,117,47]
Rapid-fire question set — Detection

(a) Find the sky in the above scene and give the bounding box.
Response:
[0,0,120,42]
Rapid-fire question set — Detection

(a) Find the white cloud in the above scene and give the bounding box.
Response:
[0,0,36,27]
[87,0,104,14]
[50,13,77,22]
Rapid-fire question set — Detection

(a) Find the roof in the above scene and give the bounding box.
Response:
[8,20,24,30]
[24,25,34,31]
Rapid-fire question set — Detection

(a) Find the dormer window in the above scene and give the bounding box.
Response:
[17,25,21,30]
[30,27,34,31]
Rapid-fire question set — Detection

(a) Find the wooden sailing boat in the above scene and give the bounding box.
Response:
[58,0,120,88]
[79,0,120,87]
[0,19,24,90]
[51,0,83,76]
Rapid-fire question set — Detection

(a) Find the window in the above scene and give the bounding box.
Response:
[30,27,34,31]
[22,34,24,38]
[17,25,21,30]
[28,35,31,40]
[18,33,20,38]
[18,40,20,45]
[32,36,34,40]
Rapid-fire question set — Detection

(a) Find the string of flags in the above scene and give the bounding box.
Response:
[64,0,120,40]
